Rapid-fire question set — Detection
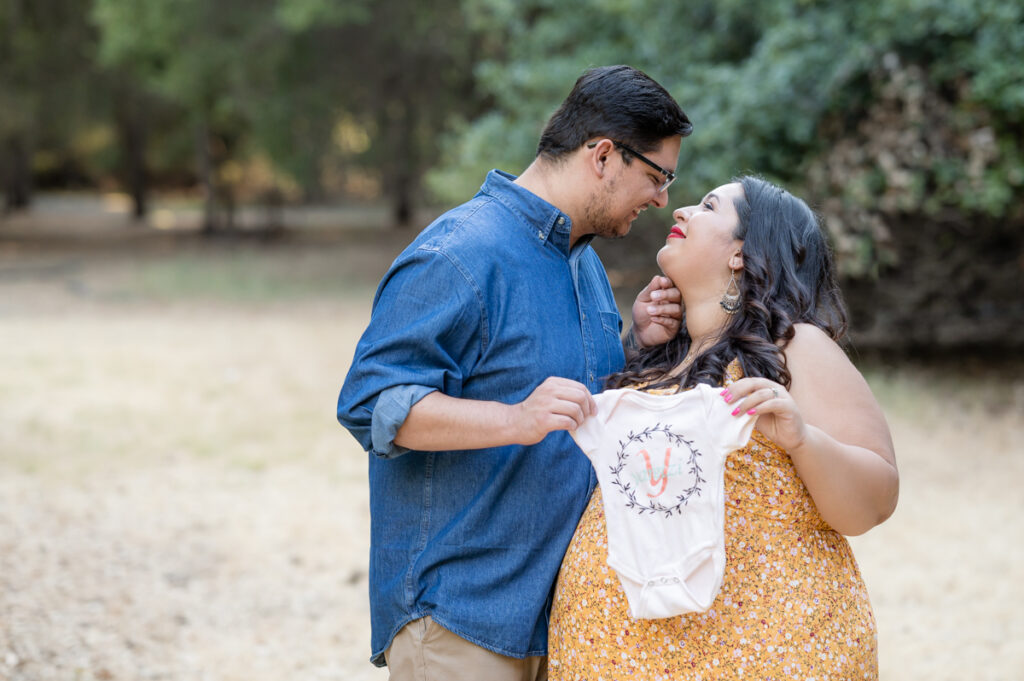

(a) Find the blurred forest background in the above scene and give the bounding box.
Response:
[2,2,1024,680]
[2,0,1022,350]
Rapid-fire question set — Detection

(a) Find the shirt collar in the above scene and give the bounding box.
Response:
[478,169,577,255]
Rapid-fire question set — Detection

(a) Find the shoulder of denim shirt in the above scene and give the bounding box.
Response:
[461,169,569,242]
[387,170,568,274]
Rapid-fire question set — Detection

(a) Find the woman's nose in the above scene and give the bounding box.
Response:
[673,206,692,222]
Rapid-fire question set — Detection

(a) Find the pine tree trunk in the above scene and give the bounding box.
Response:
[393,171,413,228]
[3,135,32,212]
[196,121,216,233]
[120,105,148,221]
[387,98,416,229]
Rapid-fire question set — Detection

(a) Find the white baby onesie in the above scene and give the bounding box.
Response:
[571,382,756,620]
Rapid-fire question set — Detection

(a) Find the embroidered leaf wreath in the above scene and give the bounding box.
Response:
[609,422,705,518]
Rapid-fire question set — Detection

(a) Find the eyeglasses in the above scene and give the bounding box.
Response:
[587,139,676,193]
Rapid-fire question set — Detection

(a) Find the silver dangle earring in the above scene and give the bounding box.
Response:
[720,271,741,314]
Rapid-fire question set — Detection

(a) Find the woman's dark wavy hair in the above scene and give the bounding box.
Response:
[607,175,848,392]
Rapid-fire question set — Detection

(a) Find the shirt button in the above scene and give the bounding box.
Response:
[581,312,586,320]
[557,216,565,225]
[537,230,544,239]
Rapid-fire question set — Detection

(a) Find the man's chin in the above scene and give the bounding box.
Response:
[615,218,637,239]
[615,219,636,239]
[599,228,629,241]
[590,217,633,240]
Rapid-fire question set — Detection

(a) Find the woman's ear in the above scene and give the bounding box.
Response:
[729,251,744,271]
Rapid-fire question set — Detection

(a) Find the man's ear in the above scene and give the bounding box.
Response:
[586,139,615,178]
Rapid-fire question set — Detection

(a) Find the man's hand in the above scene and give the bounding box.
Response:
[630,275,682,348]
[395,378,596,451]
[508,377,597,445]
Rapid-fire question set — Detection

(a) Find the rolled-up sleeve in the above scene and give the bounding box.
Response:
[337,247,483,458]
[369,384,436,458]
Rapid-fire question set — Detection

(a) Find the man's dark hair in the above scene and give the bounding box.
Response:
[536,65,692,160]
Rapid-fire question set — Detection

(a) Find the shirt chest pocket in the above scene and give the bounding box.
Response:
[596,310,626,386]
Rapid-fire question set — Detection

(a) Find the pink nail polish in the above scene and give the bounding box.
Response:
[747,409,757,415]
[731,407,740,416]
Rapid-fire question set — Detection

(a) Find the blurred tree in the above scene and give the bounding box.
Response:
[303,0,484,226]
[0,0,100,213]
[0,1,39,212]
[90,0,480,229]
[3,0,1018,347]
[105,77,156,220]
[246,0,483,228]
[241,0,372,203]
[93,0,265,231]
[429,0,1024,349]
[92,0,366,228]
[434,0,1023,229]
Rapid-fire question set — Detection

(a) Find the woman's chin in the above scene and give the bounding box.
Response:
[655,247,678,276]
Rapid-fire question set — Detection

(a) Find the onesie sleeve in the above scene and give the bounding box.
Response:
[700,383,757,452]
[570,389,617,457]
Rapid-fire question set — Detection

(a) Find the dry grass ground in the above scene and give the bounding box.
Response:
[1,216,1022,680]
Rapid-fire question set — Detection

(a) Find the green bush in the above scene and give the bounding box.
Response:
[429,0,1024,280]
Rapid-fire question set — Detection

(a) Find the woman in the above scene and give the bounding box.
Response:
[548,176,899,679]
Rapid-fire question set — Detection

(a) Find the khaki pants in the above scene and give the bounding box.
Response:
[384,616,548,681]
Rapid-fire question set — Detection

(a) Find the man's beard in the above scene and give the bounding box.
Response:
[583,178,629,240]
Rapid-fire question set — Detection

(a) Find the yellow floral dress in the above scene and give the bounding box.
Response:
[548,364,878,680]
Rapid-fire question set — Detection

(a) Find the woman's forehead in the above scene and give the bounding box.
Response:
[707,182,743,201]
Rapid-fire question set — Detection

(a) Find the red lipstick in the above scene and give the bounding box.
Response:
[669,226,685,239]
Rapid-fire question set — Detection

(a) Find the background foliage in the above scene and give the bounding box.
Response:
[1,0,1021,350]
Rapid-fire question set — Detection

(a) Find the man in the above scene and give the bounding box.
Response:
[337,65,692,680]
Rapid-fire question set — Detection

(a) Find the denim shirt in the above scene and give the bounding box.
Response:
[337,170,626,666]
